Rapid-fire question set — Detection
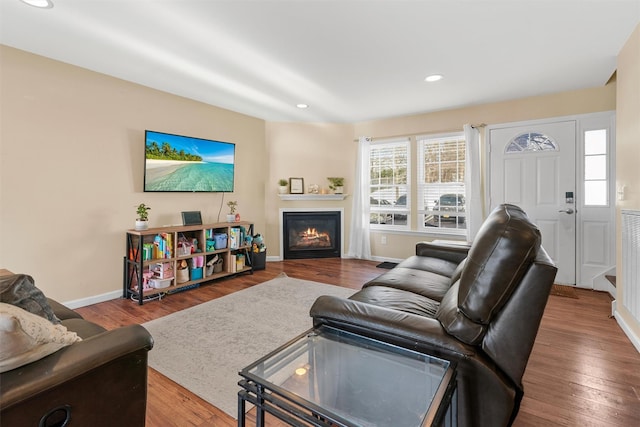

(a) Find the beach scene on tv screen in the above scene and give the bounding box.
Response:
[144,131,235,192]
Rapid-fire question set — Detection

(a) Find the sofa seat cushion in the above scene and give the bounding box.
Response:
[350,286,440,318]
[0,303,81,373]
[363,265,452,302]
[396,255,460,278]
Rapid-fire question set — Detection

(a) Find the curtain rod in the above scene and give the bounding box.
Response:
[354,123,487,142]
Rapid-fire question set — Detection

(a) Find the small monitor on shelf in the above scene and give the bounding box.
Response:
[181,211,202,226]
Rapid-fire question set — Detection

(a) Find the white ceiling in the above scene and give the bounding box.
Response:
[1,0,639,123]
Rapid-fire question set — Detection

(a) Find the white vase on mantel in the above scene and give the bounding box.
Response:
[226,214,236,222]
[278,186,288,194]
[333,186,344,194]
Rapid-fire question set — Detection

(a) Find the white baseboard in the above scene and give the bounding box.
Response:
[614,307,640,354]
[63,290,121,309]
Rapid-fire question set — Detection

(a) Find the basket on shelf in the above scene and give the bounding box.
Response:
[176,260,189,283]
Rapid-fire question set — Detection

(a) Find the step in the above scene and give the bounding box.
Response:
[605,275,616,287]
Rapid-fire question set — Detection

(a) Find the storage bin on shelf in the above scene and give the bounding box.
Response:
[149,278,172,289]
[176,259,189,283]
[213,233,227,249]
[251,251,267,270]
[190,268,203,280]
[206,255,223,276]
[213,257,223,273]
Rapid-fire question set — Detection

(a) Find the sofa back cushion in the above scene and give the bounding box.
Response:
[436,204,541,345]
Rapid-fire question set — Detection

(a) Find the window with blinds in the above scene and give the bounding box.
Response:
[417,134,466,233]
[368,138,410,228]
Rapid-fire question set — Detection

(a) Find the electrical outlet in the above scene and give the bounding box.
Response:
[381,235,387,245]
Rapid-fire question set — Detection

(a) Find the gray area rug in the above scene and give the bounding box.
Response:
[142,273,355,418]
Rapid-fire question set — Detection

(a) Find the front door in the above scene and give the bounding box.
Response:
[489,120,576,285]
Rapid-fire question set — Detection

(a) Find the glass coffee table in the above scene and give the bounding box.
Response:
[238,326,457,427]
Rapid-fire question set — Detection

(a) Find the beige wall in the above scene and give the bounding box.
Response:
[615,24,640,344]
[0,46,266,303]
[264,122,354,254]
[355,86,616,260]
[0,42,625,305]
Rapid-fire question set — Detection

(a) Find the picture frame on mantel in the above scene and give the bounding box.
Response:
[289,177,304,194]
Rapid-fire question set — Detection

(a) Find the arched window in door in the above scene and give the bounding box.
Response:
[506,132,558,152]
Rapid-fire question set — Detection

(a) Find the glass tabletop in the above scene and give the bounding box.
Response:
[240,326,453,427]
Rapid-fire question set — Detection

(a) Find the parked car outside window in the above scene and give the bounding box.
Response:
[394,195,408,221]
[370,197,392,224]
[433,193,465,223]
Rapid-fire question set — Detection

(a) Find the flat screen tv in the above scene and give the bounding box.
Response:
[144,130,235,192]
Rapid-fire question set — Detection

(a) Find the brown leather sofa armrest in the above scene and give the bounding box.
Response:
[0,324,153,408]
[310,295,474,357]
[415,241,470,264]
[310,295,520,427]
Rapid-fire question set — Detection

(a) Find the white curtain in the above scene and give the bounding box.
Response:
[464,124,483,241]
[347,136,372,259]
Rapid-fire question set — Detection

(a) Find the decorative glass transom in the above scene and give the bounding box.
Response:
[506,132,558,153]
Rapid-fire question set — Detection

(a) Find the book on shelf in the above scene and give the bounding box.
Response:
[153,233,173,259]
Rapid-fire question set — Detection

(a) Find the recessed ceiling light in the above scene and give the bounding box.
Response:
[20,0,54,8]
[296,104,309,109]
[425,74,443,82]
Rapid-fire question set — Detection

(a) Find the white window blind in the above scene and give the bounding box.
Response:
[417,134,466,234]
[368,138,410,228]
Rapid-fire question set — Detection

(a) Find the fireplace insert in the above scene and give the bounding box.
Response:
[283,211,341,259]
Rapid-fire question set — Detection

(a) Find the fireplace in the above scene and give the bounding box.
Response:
[282,210,342,259]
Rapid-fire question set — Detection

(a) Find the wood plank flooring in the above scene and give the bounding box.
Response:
[75,259,640,427]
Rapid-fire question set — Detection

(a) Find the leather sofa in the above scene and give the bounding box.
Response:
[1,281,154,427]
[310,204,557,427]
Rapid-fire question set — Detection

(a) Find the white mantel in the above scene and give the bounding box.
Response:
[278,194,348,201]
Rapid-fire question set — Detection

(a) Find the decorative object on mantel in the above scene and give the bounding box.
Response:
[135,203,151,230]
[226,201,238,222]
[308,183,319,194]
[327,177,344,194]
[277,179,288,194]
[289,177,304,194]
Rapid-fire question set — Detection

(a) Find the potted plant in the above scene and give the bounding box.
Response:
[135,203,151,230]
[277,179,288,194]
[327,177,345,194]
[226,200,238,222]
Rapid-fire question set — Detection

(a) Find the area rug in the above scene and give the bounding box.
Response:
[142,273,355,419]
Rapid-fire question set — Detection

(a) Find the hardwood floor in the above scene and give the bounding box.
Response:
[75,259,640,427]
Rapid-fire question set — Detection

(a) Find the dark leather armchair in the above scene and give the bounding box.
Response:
[310,204,557,427]
[1,297,154,426]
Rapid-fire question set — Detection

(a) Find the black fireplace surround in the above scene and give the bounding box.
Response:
[283,211,341,259]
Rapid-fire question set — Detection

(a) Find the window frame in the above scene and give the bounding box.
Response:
[583,128,609,207]
[368,138,411,230]
[416,133,467,236]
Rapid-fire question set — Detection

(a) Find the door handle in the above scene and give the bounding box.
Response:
[558,208,575,214]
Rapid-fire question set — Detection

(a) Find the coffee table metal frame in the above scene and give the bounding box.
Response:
[237,325,457,427]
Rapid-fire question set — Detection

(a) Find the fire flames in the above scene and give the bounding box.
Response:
[294,227,331,247]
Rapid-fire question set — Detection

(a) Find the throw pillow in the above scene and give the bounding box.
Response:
[0,303,81,373]
[0,273,60,324]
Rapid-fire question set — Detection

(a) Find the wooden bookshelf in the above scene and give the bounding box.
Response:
[124,221,254,304]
